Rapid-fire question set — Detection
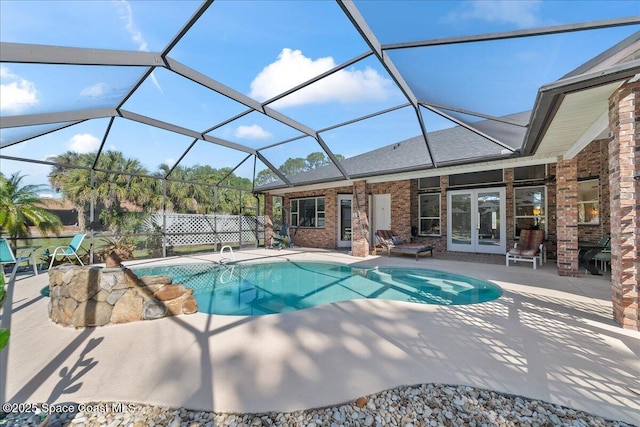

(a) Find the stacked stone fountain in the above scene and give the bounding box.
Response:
[48,254,198,328]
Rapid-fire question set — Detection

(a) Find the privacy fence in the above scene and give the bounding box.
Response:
[163,212,265,249]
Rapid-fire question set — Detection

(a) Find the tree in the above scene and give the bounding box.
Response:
[48,151,94,230]
[0,172,62,248]
[255,169,279,187]
[92,151,150,232]
[279,158,307,176]
[306,152,329,169]
[254,152,344,186]
[49,150,150,232]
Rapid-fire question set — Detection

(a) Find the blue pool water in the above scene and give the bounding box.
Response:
[132,261,502,316]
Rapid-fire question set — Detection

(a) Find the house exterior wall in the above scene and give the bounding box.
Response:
[369,180,412,243]
[282,186,351,249]
[266,142,609,264]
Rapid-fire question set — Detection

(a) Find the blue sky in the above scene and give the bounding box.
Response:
[0,0,638,191]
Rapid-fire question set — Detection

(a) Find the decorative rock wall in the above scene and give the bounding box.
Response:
[48,264,198,328]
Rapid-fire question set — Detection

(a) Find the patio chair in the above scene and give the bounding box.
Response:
[593,238,611,272]
[0,238,39,283]
[579,236,610,275]
[48,233,86,269]
[506,229,545,270]
[375,230,433,261]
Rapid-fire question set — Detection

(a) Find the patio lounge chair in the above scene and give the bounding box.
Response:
[375,230,433,261]
[506,229,545,270]
[0,238,39,283]
[48,233,86,269]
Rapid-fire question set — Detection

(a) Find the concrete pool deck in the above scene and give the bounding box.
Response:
[1,248,639,424]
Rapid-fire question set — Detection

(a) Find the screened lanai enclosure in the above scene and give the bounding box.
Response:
[1,0,639,261]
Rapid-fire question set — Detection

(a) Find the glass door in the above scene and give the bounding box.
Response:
[337,195,352,248]
[448,188,505,254]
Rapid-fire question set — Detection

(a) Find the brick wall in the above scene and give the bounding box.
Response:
[556,158,579,276]
[352,180,370,257]
[546,163,558,258]
[504,168,515,251]
[577,139,611,242]
[609,81,639,330]
[282,187,351,249]
[264,195,273,246]
[369,180,412,243]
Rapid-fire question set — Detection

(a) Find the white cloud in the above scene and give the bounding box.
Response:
[164,158,176,167]
[446,0,542,28]
[114,0,162,92]
[114,0,148,51]
[0,65,39,113]
[249,48,394,108]
[235,124,273,140]
[69,133,101,153]
[80,82,109,98]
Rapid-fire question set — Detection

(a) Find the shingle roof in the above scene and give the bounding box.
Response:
[257,111,530,190]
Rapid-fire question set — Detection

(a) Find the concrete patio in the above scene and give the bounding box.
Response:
[1,249,639,424]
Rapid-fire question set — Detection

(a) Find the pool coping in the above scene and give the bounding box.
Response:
[2,248,639,424]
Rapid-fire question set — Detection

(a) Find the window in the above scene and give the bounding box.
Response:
[418,193,441,236]
[514,186,546,237]
[449,169,503,187]
[418,176,440,190]
[514,164,546,181]
[578,179,599,224]
[290,197,325,228]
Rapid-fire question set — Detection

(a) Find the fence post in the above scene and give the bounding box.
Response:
[162,179,167,258]
[213,187,218,252]
[89,170,95,264]
[238,189,242,249]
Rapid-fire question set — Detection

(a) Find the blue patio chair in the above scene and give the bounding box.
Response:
[48,233,86,269]
[0,238,39,283]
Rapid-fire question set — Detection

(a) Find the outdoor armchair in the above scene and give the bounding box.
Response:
[48,233,86,269]
[506,229,545,270]
[0,238,39,283]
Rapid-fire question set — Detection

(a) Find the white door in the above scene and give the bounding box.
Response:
[447,188,506,254]
[373,194,391,234]
[337,195,352,248]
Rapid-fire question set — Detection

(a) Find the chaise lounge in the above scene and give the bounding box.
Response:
[375,230,434,261]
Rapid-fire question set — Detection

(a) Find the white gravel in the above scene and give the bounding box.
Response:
[1,383,636,427]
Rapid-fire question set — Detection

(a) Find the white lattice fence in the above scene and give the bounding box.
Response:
[164,213,264,246]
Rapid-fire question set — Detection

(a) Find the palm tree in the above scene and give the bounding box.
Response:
[49,150,151,233]
[0,172,62,248]
[48,151,94,230]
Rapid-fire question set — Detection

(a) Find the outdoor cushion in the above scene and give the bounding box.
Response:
[506,229,545,269]
[375,230,433,261]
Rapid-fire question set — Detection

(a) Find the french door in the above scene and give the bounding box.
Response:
[447,188,506,254]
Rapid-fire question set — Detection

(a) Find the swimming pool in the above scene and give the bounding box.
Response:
[132,261,502,315]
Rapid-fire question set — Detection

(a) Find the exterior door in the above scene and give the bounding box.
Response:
[447,188,505,254]
[372,194,391,234]
[337,195,352,248]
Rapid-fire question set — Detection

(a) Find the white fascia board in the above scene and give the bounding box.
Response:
[564,111,610,160]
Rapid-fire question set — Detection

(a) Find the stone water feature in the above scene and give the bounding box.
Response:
[48,256,198,328]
